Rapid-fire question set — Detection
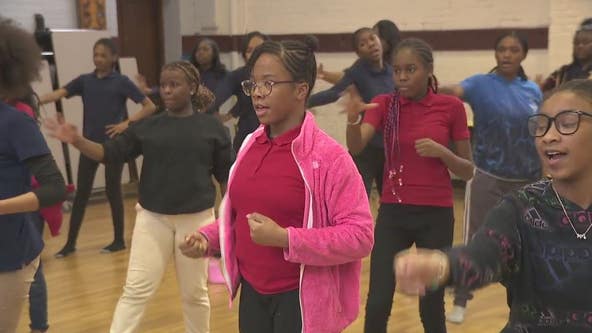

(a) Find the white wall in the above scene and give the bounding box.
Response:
[0,0,118,35]
[548,0,592,71]
[6,0,590,146]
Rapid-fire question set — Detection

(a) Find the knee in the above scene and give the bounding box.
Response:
[120,278,159,302]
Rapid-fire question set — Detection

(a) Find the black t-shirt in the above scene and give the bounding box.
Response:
[448,179,592,332]
[103,111,233,214]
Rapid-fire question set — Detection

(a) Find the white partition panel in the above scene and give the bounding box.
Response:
[33,60,68,182]
[51,29,130,189]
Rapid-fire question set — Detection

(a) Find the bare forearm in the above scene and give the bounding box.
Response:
[40,89,67,104]
[346,123,365,155]
[128,99,156,122]
[0,192,40,215]
[440,150,474,181]
[73,136,105,162]
[322,70,345,84]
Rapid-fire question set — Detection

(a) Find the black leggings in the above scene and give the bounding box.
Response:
[364,203,454,333]
[65,154,125,247]
[239,280,301,333]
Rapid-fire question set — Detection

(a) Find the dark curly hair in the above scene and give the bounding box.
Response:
[0,17,42,100]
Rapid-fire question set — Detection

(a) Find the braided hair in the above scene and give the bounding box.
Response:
[247,40,317,98]
[161,61,215,111]
[385,38,438,194]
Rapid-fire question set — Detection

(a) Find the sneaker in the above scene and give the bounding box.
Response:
[446,305,466,324]
[100,242,126,253]
[54,245,76,258]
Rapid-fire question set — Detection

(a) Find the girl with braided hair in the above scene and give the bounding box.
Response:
[46,60,233,333]
[345,37,474,333]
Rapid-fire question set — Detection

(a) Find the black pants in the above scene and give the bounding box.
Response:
[239,280,302,333]
[364,203,454,333]
[65,154,125,247]
[352,143,385,199]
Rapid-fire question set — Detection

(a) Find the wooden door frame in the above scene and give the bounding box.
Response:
[115,0,165,82]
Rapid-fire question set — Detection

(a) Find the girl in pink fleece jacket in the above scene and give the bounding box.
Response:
[180,40,374,333]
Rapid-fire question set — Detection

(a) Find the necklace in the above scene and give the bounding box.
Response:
[551,184,592,240]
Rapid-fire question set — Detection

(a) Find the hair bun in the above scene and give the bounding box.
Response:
[303,34,319,52]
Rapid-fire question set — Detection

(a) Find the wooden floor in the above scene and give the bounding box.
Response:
[17,188,509,332]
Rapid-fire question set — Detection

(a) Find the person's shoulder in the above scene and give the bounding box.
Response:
[0,102,36,129]
[521,79,541,92]
[309,126,351,163]
[465,73,490,82]
[511,179,551,205]
[432,91,464,107]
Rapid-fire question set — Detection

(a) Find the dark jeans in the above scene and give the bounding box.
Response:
[352,143,385,199]
[364,203,454,333]
[29,214,48,331]
[65,154,125,247]
[239,280,302,333]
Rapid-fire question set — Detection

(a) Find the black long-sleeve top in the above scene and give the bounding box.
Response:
[447,179,592,332]
[103,111,233,215]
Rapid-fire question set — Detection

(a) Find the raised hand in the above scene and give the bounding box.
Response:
[135,73,152,95]
[179,232,209,258]
[246,213,288,248]
[394,248,449,296]
[317,63,326,80]
[43,115,80,144]
[342,85,379,120]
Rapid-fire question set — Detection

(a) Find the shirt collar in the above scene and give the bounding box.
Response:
[399,89,435,107]
[256,124,302,146]
[93,69,117,79]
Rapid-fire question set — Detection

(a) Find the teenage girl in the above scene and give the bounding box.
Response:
[40,38,156,257]
[207,31,270,151]
[47,60,233,333]
[396,79,592,333]
[345,38,473,333]
[180,40,374,333]
[441,32,543,323]
[0,17,66,333]
[309,27,394,198]
[540,18,592,93]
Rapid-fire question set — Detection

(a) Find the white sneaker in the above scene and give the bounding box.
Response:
[446,305,466,324]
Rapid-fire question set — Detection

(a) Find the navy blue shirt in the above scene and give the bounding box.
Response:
[308,58,394,148]
[0,101,46,271]
[64,71,146,143]
[200,68,228,114]
[309,59,394,107]
[208,66,259,151]
[461,73,542,180]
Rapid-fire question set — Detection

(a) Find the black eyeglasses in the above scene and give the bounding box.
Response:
[240,80,296,97]
[527,110,592,137]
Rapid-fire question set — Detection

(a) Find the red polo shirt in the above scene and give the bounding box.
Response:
[363,91,470,207]
[230,125,305,294]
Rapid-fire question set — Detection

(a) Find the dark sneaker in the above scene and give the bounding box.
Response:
[54,245,76,258]
[100,242,126,253]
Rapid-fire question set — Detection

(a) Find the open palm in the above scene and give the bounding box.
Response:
[44,117,80,144]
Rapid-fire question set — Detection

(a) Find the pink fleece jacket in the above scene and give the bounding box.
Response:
[200,112,374,333]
